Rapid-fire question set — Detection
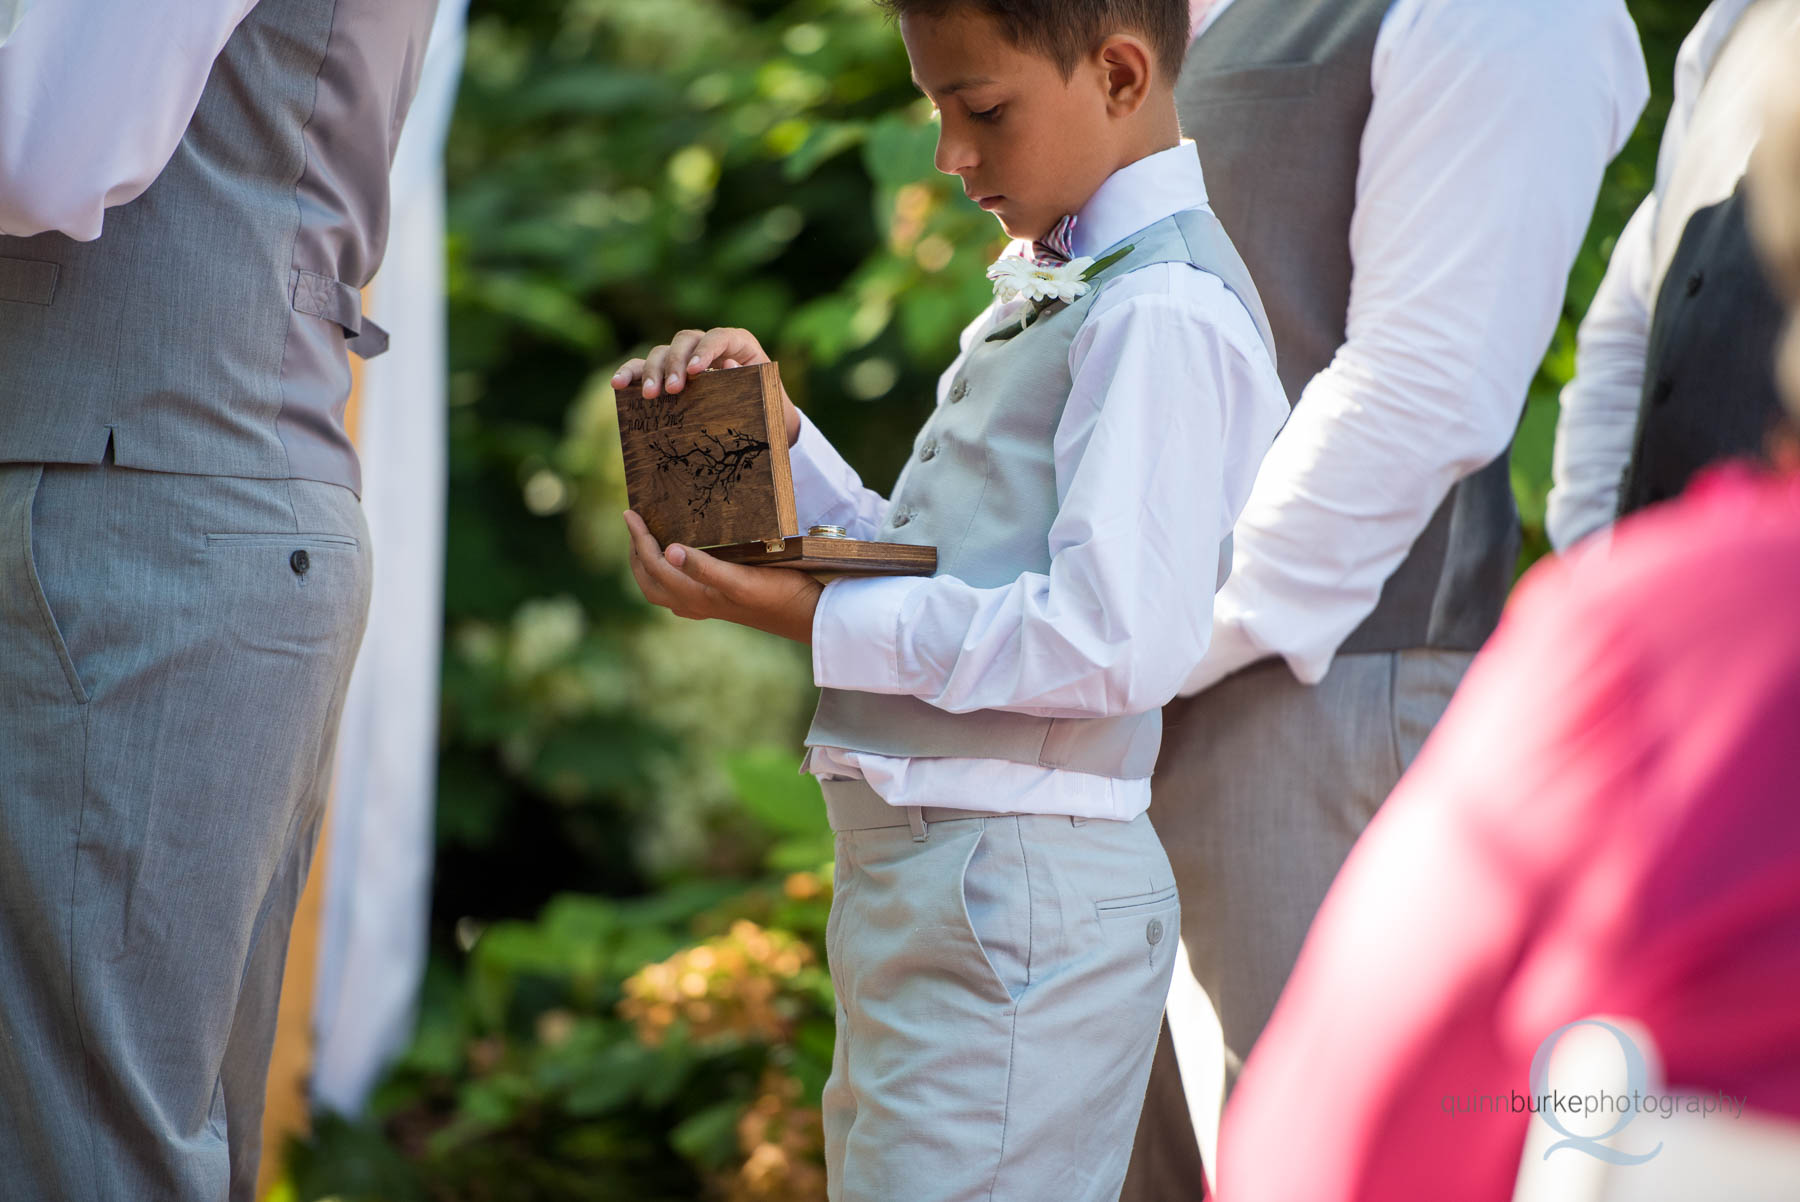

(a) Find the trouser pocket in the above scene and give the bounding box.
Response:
[7,465,89,705]
[959,818,1031,1003]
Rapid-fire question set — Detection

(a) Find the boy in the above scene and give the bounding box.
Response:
[612,2,1286,1197]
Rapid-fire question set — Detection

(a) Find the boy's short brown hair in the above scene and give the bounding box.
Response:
[878,0,1191,81]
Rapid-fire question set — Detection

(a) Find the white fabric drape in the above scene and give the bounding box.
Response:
[310,0,469,1116]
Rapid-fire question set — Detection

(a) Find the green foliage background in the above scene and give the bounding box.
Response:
[292,2,1710,1198]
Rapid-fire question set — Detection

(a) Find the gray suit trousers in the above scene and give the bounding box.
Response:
[0,461,371,1201]
[1120,649,1471,1199]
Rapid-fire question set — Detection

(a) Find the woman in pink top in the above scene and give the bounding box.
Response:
[1218,61,1800,1202]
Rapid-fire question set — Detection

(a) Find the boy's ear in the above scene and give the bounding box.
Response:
[1095,34,1155,117]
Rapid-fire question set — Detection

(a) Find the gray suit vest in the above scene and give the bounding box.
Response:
[805,209,1276,779]
[0,0,439,497]
[1177,0,1520,655]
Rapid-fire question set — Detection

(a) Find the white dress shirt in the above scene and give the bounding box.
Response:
[1547,0,1798,550]
[0,0,257,239]
[1176,0,1649,695]
[792,143,1289,820]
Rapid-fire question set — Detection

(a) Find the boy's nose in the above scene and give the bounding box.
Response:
[933,123,976,177]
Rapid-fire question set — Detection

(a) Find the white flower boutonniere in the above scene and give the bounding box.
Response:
[987,255,1098,306]
[983,244,1135,339]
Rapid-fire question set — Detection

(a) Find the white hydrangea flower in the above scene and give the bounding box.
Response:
[986,253,1098,306]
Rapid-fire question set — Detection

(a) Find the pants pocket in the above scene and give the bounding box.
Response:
[22,466,89,705]
[203,533,361,548]
[1093,885,1180,921]
[958,820,1031,1003]
[1089,820,1180,973]
[825,835,856,996]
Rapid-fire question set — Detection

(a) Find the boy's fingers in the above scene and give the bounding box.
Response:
[641,344,677,397]
[623,513,714,612]
[683,331,728,375]
[670,542,720,589]
[656,330,707,392]
[652,543,715,605]
[635,558,699,616]
[665,329,707,384]
[627,329,767,398]
[623,511,671,582]
[625,546,661,605]
[687,329,757,375]
[622,512,669,602]
[674,545,762,614]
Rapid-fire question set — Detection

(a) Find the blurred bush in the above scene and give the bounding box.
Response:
[291,1,1710,1199]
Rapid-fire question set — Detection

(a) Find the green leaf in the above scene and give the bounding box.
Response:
[784,120,868,181]
[723,746,828,838]
[561,1041,656,1116]
[669,1098,745,1170]
[862,113,939,185]
[1081,243,1134,279]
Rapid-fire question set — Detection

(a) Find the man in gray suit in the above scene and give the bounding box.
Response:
[1123,0,1649,1193]
[0,1,437,1197]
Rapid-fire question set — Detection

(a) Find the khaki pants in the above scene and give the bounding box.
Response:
[821,777,1180,1202]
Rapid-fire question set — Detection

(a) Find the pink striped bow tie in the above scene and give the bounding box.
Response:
[1031,214,1079,267]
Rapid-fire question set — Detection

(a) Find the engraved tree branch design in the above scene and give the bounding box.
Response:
[649,426,770,519]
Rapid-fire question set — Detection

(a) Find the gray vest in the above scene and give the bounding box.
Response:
[1177,0,1520,655]
[806,209,1276,779]
[0,0,439,497]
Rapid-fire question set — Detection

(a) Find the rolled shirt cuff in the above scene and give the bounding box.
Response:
[811,573,935,695]
[1178,616,1277,696]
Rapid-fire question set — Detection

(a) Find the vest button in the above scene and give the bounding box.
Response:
[1651,376,1675,408]
[1146,918,1164,946]
[1685,270,1705,297]
[919,442,938,462]
[290,549,310,575]
[950,380,969,403]
[892,510,912,528]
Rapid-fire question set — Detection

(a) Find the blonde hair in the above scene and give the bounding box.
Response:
[1748,35,1800,419]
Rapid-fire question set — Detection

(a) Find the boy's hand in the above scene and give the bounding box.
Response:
[611,327,803,448]
[622,509,823,645]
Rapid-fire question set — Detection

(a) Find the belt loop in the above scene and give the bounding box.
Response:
[1070,815,1088,827]
[907,806,929,842]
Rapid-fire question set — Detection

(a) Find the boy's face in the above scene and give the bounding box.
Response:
[902,10,1124,244]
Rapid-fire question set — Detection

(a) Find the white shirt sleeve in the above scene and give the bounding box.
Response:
[1545,197,1656,550]
[0,0,259,239]
[811,267,1284,720]
[1180,0,1650,695]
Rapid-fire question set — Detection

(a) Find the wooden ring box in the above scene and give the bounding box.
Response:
[614,361,937,578]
